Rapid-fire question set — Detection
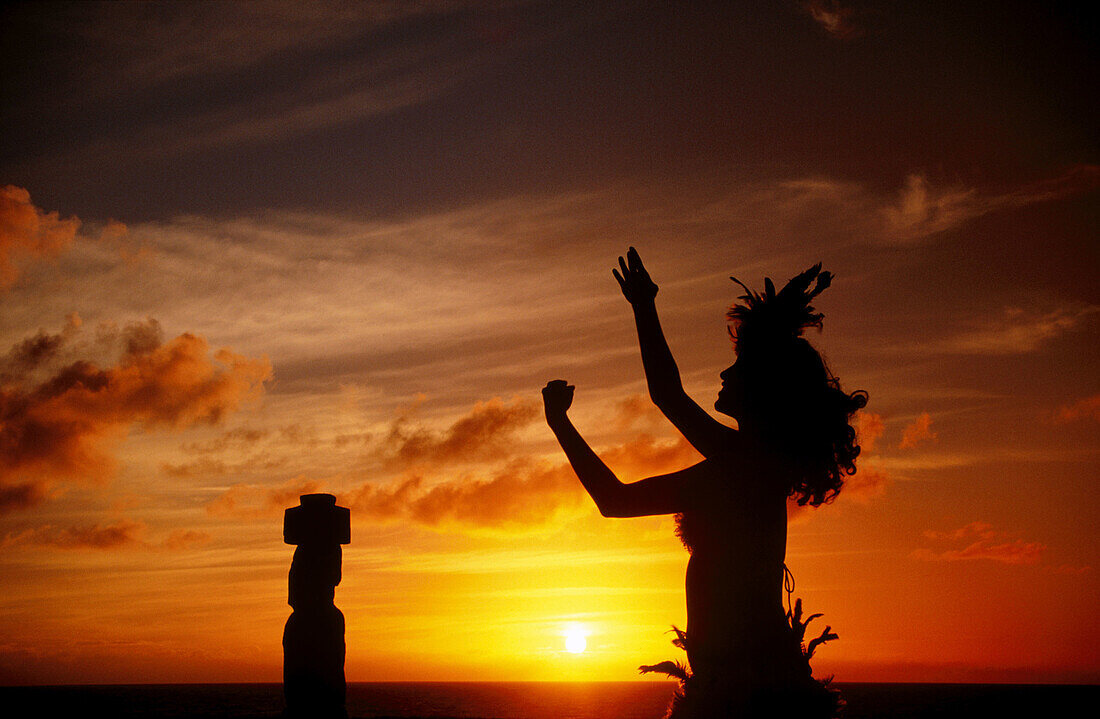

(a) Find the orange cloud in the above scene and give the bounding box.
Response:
[938,304,1099,354]
[844,464,889,500]
[342,459,585,531]
[0,185,81,289]
[161,528,211,550]
[853,411,884,453]
[205,476,324,519]
[1054,394,1100,423]
[600,433,702,481]
[0,318,271,512]
[899,412,937,449]
[383,396,538,466]
[1,520,211,551]
[788,461,888,524]
[340,428,699,532]
[204,396,708,532]
[912,522,1045,565]
[1,519,146,550]
[610,394,662,431]
[180,427,271,454]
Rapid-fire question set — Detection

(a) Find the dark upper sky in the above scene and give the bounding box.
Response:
[2,1,1095,220]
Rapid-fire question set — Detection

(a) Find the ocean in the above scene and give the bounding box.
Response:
[2,681,1096,718]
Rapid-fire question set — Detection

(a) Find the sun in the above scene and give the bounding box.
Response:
[564,628,587,654]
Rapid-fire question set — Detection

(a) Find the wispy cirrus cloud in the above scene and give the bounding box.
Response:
[881,166,1100,243]
[11,167,1091,394]
[740,165,1100,247]
[912,522,1045,565]
[932,304,1099,355]
[6,2,577,165]
[60,1,477,90]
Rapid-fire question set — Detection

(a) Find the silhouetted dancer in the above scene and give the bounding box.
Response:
[283,493,350,719]
[544,248,866,718]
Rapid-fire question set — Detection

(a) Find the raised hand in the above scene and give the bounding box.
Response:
[542,379,575,421]
[613,246,658,305]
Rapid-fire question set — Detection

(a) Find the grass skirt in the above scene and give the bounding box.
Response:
[640,599,842,719]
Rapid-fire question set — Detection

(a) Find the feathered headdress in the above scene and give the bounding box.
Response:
[727,263,833,350]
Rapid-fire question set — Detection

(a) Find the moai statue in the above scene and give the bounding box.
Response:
[283,493,351,719]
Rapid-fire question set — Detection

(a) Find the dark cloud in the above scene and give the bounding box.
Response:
[803,1,862,40]
[0,318,271,512]
[0,320,76,381]
[0,482,51,513]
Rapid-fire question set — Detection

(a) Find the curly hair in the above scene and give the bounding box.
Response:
[727,266,867,506]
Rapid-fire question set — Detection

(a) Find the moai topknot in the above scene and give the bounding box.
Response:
[283,494,350,719]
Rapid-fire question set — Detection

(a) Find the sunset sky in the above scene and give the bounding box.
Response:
[1,1,1097,686]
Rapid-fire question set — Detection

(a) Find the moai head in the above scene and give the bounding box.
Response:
[285,494,350,610]
[284,494,351,547]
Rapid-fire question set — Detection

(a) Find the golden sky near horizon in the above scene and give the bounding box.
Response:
[1,1,1097,685]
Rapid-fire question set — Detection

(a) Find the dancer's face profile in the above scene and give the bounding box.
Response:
[715,360,745,418]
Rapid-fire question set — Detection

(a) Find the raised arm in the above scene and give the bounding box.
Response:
[543,380,697,518]
[613,248,732,457]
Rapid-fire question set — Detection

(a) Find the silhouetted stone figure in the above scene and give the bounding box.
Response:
[544,248,866,718]
[283,493,350,719]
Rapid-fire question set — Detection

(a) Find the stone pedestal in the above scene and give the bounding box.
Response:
[283,494,350,719]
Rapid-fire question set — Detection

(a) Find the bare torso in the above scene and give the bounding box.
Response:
[677,449,790,675]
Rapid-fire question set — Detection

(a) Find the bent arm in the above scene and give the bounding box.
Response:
[546,413,627,517]
[546,411,697,518]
